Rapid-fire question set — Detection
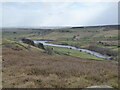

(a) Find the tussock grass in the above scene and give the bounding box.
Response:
[2,48,118,88]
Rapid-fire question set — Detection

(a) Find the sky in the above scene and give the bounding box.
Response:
[1,1,118,28]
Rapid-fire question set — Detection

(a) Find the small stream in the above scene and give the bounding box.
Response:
[34,40,111,59]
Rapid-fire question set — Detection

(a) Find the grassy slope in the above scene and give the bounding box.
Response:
[2,39,44,52]
[49,46,104,60]
[2,48,118,88]
[2,39,104,61]
[2,27,118,40]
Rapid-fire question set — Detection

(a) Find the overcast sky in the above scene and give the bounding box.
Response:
[1,1,118,28]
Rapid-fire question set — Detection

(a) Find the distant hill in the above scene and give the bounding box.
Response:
[2,25,119,31]
[71,25,119,30]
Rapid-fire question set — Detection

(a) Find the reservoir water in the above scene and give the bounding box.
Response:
[34,40,111,59]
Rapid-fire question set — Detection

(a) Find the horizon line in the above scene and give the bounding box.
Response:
[1,24,119,29]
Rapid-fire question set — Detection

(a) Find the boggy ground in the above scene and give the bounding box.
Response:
[2,48,118,88]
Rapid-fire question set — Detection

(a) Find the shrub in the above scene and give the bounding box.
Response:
[37,43,45,50]
[45,47,54,55]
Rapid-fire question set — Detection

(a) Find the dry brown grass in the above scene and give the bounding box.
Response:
[2,48,118,88]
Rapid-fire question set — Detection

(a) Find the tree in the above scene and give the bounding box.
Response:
[37,43,45,50]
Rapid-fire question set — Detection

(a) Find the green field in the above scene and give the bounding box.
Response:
[47,46,104,60]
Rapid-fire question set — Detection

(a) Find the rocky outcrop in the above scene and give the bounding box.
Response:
[22,38,45,50]
[82,85,116,90]
[22,38,35,46]
[37,43,45,50]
